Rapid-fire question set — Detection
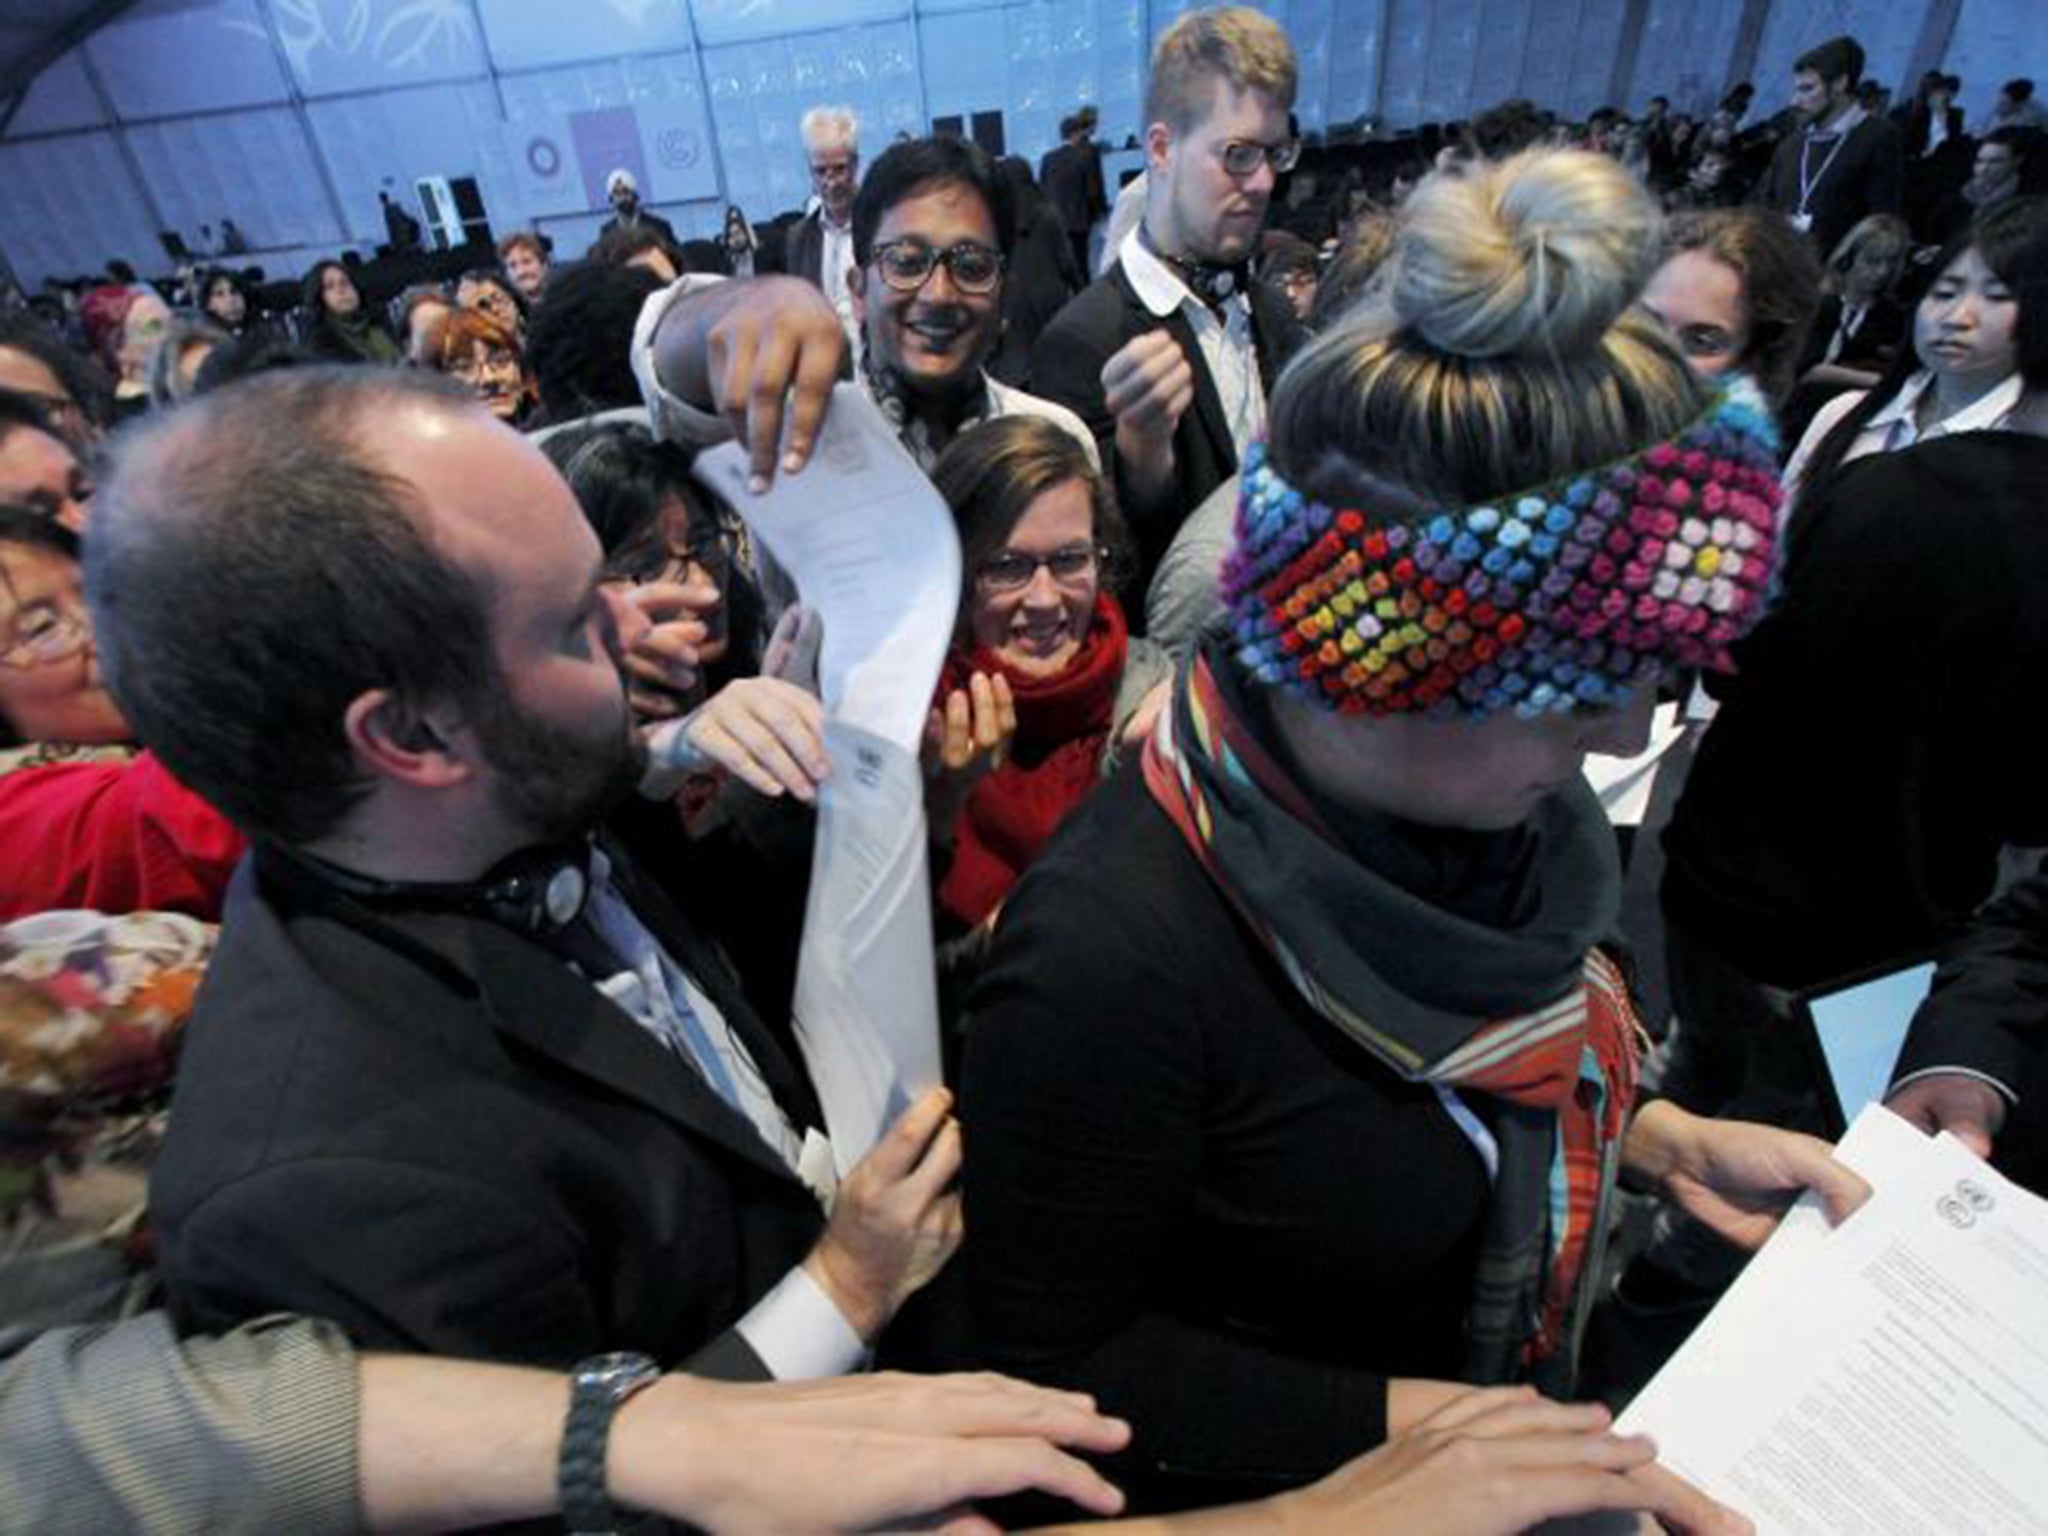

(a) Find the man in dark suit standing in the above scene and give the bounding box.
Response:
[1030,8,1307,590]
[785,106,863,343]
[597,167,679,250]
[93,369,959,1390]
[1040,107,1108,279]
[1752,36,1904,256]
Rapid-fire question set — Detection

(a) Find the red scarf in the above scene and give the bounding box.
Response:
[936,594,1129,927]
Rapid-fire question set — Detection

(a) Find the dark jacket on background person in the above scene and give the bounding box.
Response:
[1029,263,1304,585]
[1752,113,1905,256]
[1040,138,1107,272]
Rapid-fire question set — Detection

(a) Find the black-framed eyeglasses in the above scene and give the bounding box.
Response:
[0,603,91,670]
[870,240,1006,296]
[1219,137,1302,178]
[976,542,1101,593]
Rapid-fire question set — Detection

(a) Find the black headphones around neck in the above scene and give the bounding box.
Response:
[256,838,595,940]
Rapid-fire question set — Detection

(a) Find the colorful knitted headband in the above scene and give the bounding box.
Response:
[1223,376,1784,717]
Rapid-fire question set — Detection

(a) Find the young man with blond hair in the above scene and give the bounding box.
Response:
[1030,7,1307,591]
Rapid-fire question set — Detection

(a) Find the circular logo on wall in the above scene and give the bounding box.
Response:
[657,129,700,170]
[527,137,562,178]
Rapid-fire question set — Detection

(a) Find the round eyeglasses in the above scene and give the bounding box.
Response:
[975,543,1101,593]
[1219,138,1303,178]
[871,240,1006,297]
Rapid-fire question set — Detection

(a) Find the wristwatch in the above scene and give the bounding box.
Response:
[559,1351,662,1535]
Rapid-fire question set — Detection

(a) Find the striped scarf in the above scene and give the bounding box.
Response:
[1141,644,1643,1384]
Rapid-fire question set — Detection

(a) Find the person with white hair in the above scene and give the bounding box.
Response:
[787,106,863,339]
[598,165,678,250]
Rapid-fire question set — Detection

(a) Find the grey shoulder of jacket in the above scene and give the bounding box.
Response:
[1099,636,1176,778]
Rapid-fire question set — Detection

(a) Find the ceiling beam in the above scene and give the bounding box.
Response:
[0,0,145,136]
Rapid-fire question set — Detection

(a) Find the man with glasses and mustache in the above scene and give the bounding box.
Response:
[637,135,1096,478]
[1029,7,1308,590]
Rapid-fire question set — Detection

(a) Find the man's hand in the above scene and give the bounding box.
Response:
[1625,1101,1871,1252]
[805,1085,963,1342]
[679,677,832,802]
[1102,329,1194,500]
[609,1371,1130,1536]
[651,275,846,491]
[1885,1072,2008,1160]
[620,578,718,718]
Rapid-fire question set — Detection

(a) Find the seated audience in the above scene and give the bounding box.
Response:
[1922,125,2037,241]
[425,307,535,426]
[927,415,1168,933]
[0,314,109,448]
[455,266,527,342]
[1798,212,1912,387]
[393,283,453,366]
[0,389,93,533]
[1784,197,2040,501]
[301,260,400,366]
[197,268,258,339]
[961,149,1861,1515]
[497,229,551,303]
[145,317,226,410]
[1978,76,2048,136]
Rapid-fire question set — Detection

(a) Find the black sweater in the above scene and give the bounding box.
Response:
[1663,433,2048,990]
[960,767,1489,1514]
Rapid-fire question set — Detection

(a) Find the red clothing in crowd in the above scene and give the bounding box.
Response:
[937,594,1130,928]
[0,751,245,921]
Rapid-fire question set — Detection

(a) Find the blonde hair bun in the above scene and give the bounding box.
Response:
[1389,148,1660,360]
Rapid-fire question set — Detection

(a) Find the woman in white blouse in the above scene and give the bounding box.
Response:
[1783,198,2042,506]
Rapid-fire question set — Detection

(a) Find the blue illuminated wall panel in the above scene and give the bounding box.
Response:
[498,54,722,220]
[126,109,341,252]
[692,0,910,47]
[8,48,105,136]
[85,0,292,119]
[306,82,515,240]
[272,0,490,96]
[477,0,695,72]
[1631,0,1744,116]
[0,133,163,283]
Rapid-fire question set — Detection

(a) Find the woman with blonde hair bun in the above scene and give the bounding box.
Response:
[960,150,1864,1518]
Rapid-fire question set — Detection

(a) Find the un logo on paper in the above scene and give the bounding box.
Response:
[1936,1194,1976,1228]
[1956,1178,1995,1214]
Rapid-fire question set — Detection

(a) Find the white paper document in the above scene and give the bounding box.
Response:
[695,388,958,1171]
[1620,1105,2048,1535]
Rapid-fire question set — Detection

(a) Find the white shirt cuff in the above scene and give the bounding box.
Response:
[631,272,739,449]
[1887,1065,2019,1105]
[733,1264,869,1380]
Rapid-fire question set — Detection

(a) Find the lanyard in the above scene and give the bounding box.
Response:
[1798,127,1849,217]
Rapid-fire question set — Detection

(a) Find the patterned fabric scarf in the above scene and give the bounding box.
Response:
[1141,639,1643,1385]
[859,350,995,474]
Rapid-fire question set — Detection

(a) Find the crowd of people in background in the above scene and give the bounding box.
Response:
[2,8,2046,1535]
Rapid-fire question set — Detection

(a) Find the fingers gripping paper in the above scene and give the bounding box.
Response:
[695,387,959,1173]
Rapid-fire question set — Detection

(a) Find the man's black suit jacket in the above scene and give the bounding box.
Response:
[151,851,825,1377]
[598,209,680,250]
[1029,260,1305,583]
[784,210,845,291]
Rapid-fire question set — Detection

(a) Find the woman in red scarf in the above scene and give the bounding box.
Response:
[928,416,1168,932]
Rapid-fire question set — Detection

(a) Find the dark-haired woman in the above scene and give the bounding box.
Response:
[0,508,242,920]
[301,260,400,366]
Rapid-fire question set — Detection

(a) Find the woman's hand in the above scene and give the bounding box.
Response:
[1625,1101,1871,1252]
[620,576,721,718]
[924,671,1017,833]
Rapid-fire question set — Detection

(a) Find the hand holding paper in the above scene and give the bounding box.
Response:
[1625,1101,1871,1251]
